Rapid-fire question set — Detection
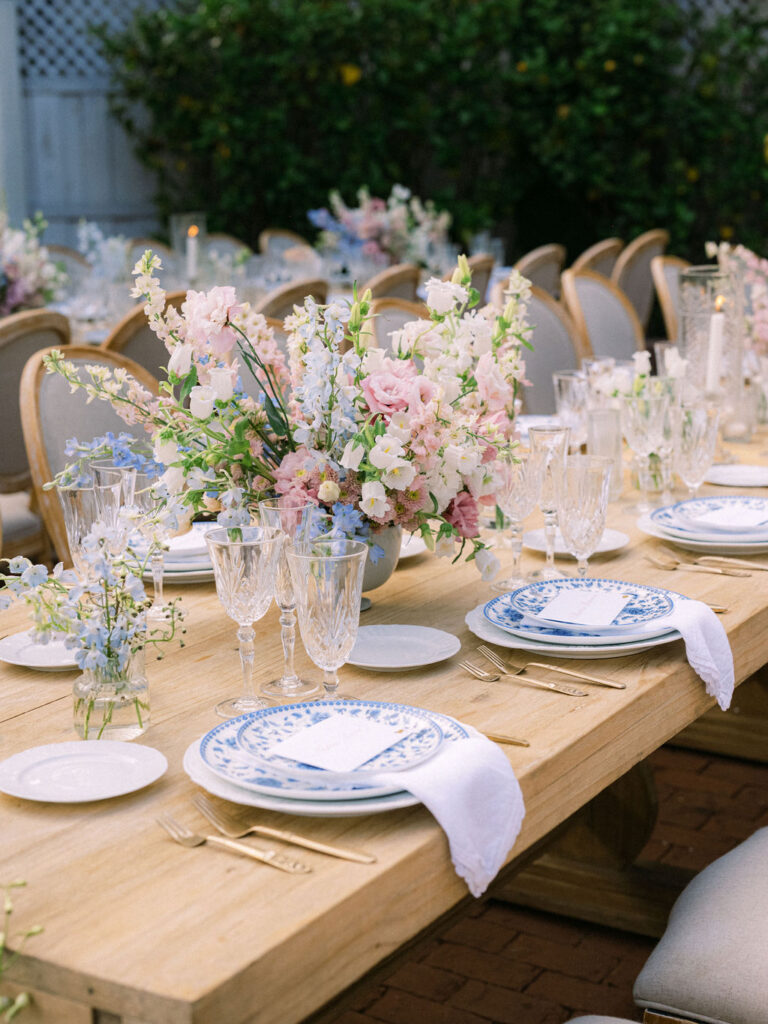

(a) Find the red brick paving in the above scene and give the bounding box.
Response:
[309,745,768,1024]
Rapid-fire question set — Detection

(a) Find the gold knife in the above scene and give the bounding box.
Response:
[523,661,626,690]
[235,823,377,864]
[482,731,530,747]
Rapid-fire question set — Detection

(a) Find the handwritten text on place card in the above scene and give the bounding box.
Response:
[537,588,632,627]
[269,715,412,773]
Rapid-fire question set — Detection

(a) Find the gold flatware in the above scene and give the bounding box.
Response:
[696,555,768,572]
[461,657,587,697]
[477,648,625,690]
[646,553,750,577]
[193,795,376,864]
[156,813,312,873]
[481,731,530,747]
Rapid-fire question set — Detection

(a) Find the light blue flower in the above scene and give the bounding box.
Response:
[8,556,30,575]
[21,564,49,588]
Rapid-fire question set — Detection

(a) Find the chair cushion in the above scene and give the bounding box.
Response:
[0,491,43,545]
[634,826,768,1024]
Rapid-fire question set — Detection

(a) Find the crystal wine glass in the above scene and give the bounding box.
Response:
[528,425,569,580]
[58,481,122,576]
[675,402,720,499]
[621,391,671,513]
[205,525,283,718]
[558,455,613,577]
[553,371,589,451]
[131,471,173,622]
[287,539,368,701]
[492,449,543,592]
[258,499,321,699]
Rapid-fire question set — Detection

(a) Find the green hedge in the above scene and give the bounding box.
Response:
[97,0,768,261]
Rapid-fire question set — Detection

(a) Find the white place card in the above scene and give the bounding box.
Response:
[688,507,768,528]
[536,588,632,627]
[269,715,412,773]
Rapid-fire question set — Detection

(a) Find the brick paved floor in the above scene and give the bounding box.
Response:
[312,745,768,1024]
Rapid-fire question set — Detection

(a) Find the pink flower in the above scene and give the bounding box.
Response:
[475,352,514,412]
[444,491,480,538]
[273,448,317,497]
[183,287,242,355]
[361,358,417,418]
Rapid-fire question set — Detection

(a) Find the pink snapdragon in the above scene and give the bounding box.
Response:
[183,286,242,355]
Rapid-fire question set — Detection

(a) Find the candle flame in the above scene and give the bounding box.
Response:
[715,294,725,312]
[187,225,199,238]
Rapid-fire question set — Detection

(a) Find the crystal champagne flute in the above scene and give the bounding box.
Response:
[528,425,569,580]
[621,391,671,513]
[676,402,720,499]
[558,455,613,577]
[492,449,543,592]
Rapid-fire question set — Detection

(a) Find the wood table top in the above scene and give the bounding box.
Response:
[3,446,768,1024]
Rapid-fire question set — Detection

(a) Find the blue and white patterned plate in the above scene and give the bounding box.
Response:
[186,710,469,815]
[200,701,446,801]
[484,579,675,644]
[638,513,768,555]
[651,497,768,542]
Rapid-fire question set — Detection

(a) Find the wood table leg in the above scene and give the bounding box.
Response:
[493,762,693,937]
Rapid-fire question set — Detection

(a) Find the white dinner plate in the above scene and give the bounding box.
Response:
[465,604,682,659]
[0,630,79,671]
[399,534,429,560]
[523,528,629,558]
[134,522,217,563]
[704,464,768,488]
[650,497,768,542]
[637,514,768,555]
[0,741,167,802]
[347,625,460,670]
[144,567,215,585]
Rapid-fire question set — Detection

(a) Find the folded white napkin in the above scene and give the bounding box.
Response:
[655,598,734,710]
[377,729,524,897]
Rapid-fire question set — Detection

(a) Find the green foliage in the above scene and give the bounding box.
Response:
[96,0,768,260]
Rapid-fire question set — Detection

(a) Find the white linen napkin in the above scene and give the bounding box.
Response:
[377,728,524,897]
[655,598,734,711]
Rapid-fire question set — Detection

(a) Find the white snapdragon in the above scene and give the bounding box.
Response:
[189,385,215,419]
[360,480,388,518]
[425,278,469,315]
[341,440,365,471]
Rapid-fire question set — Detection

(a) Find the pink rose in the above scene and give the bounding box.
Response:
[361,358,418,417]
[444,491,480,538]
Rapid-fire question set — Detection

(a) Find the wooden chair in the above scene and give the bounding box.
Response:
[47,243,91,276]
[254,279,328,319]
[126,237,174,268]
[567,1016,690,1024]
[258,228,311,254]
[514,244,566,299]
[362,263,421,302]
[521,287,591,414]
[237,316,289,397]
[612,229,669,332]
[571,238,624,278]
[561,268,645,361]
[467,253,496,301]
[206,233,253,260]
[365,298,429,351]
[651,255,691,342]
[20,346,159,566]
[101,290,186,379]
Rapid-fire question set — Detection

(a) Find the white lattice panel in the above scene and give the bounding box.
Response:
[16,0,164,80]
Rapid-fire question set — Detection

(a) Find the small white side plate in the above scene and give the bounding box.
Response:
[399,534,429,560]
[0,630,79,671]
[704,464,768,487]
[523,528,629,557]
[0,742,167,802]
[347,625,461,670]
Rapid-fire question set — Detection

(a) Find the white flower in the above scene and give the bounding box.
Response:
[369,434,406,470]
[159,466,186,495]
[318,480,340,503]
[359,480,388,518]
[434,536,455,558]
[387,411,411,441]
[664,348,688,379]
[475,547,500,581]
[153,438,178,466]
[341,441,365,471]
[382,459,416,490]
[167,343,193,377]
[208,366,234,402]
[632,351,652,376]
[425,278,469,315]
[189,385,215,419]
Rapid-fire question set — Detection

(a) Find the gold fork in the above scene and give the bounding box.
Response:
[193,795,377,864]
[460,658,587,697]
[156,813,312,873]
[477,646,625,690]
[646,552,750,577]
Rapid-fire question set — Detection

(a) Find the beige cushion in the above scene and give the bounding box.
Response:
[0,491,43,545]
[634,826,768,1024]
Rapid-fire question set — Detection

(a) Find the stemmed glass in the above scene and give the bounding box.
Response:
[90,462,137,553]
[675,403,720,499]
[287,539,368,701]
[528,425,569,580]
[558,455,613,577]
[621,391,671,513]
[58,481,122,576]
[258,499,321,699]
[132,471,173,622]
[492,449,543,592]
[553,372,588,451]
[205,525,283,718]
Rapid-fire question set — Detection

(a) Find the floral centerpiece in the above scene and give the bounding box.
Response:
[308,184,451,268]
[77,220,129,282]
[0,212,63,317]
[706,240,768,363]
[45,252,533,581]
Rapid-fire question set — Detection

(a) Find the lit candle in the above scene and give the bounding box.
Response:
[186,224,199,281]
[705,294,725,393]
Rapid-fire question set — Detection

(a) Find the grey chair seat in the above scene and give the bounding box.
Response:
[0,491,42,545]
[634,826,768,1024]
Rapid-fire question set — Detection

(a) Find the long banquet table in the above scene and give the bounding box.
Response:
[3,448,768,1024]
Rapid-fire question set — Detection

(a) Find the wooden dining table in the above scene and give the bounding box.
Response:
[3,442,768,1024]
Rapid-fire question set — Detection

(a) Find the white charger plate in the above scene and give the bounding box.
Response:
[0,742,167,802]
[144,567,215,585]
[637,514,768,555]
[465,604,682,659]
[0,630,79,671]
[347,625,460,670]
[650,497,768,542]
[704,464,768,487]
[523,528,629,557]
[399,534,429,560]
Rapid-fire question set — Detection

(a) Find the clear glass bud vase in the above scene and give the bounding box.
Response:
[73,649,150,740]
